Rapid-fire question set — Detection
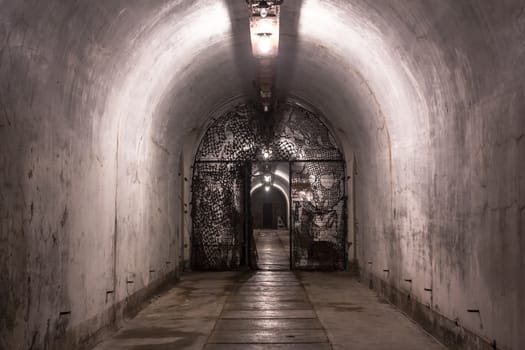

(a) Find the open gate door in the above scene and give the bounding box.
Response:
[291,161,346,270]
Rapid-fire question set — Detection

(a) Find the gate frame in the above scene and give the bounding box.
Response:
[189,99,348,271]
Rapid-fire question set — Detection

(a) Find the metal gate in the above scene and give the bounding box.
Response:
[191,162,245,269]
[291,161,346,270]
[192,102,346,270]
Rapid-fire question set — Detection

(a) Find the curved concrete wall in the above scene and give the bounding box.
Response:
[0,0,523,349]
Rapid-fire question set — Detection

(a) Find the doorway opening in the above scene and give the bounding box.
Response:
[262,203,273,228]
[251,162,290,270]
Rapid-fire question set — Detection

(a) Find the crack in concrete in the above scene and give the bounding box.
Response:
[488,200,519,212]
[0,102,12,127]
[151,137,170,156]
[494,133,525,147]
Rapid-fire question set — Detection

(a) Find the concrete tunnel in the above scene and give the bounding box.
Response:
[0,0,524,349]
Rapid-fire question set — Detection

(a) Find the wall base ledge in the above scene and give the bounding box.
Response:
[361,272,498,350]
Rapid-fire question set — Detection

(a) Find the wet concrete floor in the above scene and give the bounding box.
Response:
[94,230,445,349]
[254,229,290,271]
[205,270,330,349]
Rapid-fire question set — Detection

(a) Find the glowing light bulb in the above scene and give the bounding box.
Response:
[258,35,272,55]
[264,175,272,183]
[263,151,269,159]
[265,185,271,192]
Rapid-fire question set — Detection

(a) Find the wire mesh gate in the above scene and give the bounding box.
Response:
[191,162,246,269]
[290,161,346,270]
[191,102,347,270]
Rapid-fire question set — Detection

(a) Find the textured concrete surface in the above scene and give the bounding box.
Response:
[93,270,445,350]
[93,272,236,350]
[0,0,524,349]
[299,272,445,350]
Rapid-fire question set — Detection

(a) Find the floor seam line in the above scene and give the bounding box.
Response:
[201,276,244,349]
[295,271,335,350]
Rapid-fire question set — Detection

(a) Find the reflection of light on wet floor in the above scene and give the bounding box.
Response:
[206,270,330,348]
[254,229,290,270]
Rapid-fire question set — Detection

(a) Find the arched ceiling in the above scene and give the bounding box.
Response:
[34,0,520,172]
[3,0,521,166]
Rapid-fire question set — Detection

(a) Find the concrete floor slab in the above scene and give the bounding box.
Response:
[220,309,317,319]
[254,230,291,270]
[204,344,332,350]
[93,272,239,350]
[213,318,324,331]
[204,232,330,349]
[208,329,328,343]
[94,231,446,350]
[298,272,446,350]
[242,281,301,285]
[93,272,447,350]
[223,301,310,310]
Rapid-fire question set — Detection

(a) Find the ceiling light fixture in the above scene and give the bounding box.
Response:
[249,3,280,58]
[247,1,283,113]
[259,0,269,18]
